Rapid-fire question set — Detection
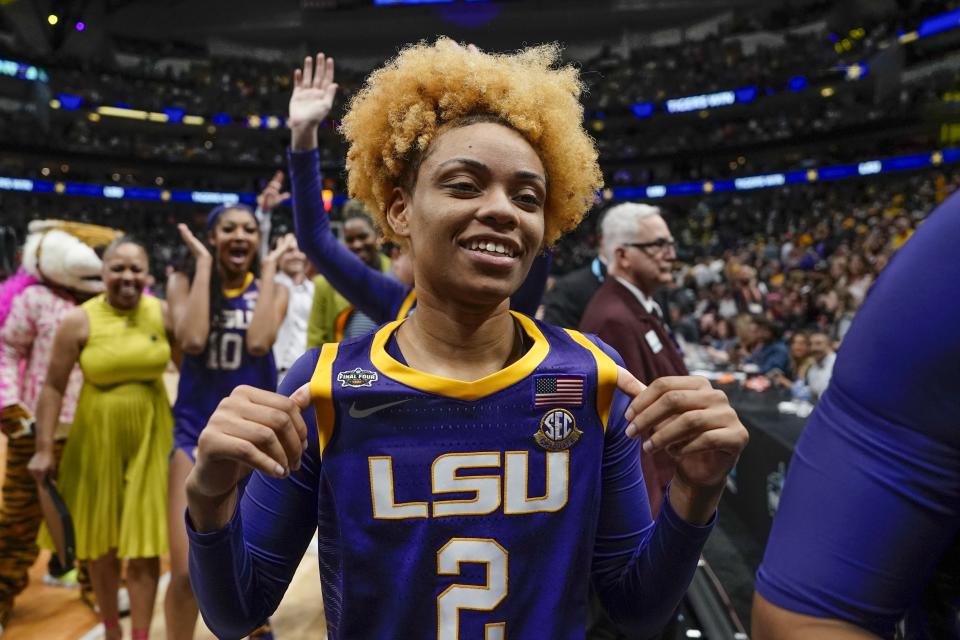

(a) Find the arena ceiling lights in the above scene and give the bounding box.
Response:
[0,58,49,83]
[606,149,957,201]
[46,94,282,130]
[0,177,257,207]
[901,7,960,43]
[632,72,852,121]
[2,149,955,207]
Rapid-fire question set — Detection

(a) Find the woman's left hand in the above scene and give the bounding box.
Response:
[267,233,297,262]
[177,223,212,265]
[257,170,291,213]
[262,233,297,272]
[617,369,748,490]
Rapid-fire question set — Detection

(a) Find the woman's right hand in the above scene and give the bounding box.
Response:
[187,384,310,500]
[288,52,338,151]
[177,223,212,264]
[289,52,338,130]
[28,449,56,483]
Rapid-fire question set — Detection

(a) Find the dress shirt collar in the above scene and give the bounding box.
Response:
[614,276,661,317]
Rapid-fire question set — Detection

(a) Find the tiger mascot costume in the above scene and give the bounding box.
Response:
[0,220,120,631]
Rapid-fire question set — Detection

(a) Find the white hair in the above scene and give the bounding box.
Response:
[599,202,662,263]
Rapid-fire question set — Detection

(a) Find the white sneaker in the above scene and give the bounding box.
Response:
[90,586,131,617]
[42,569,79,588]
[117,587,130,617]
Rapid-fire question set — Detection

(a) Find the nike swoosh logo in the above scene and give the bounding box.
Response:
[348,399,411,419]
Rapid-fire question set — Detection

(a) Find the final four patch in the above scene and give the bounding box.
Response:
[337,367,378,388]
[534,408,582,451]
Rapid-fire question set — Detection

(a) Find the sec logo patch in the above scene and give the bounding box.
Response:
[534,408,582,451]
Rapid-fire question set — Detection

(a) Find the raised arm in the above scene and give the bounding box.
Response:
[254,170,292,260]
[288,53,409,322]
[245,234,292,356]
[168,224,213,355]
[159,299,176,343]
[27,307,88,482]
[186,352,319,638]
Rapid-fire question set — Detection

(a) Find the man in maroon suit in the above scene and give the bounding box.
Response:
[580,202,687,517]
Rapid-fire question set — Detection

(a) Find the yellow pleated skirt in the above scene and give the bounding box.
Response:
[39,379,173,560]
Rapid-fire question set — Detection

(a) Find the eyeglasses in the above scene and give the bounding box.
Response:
[623,239,677,255]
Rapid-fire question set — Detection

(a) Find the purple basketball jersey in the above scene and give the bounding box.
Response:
[174,274,277,452]
[309,312,618,639]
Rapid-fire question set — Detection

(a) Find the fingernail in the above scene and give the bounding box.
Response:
[625,425,637,439]
[273,464,285,477]
[625,409,635,422]
[643,440,653,453]
[302,439,309,450]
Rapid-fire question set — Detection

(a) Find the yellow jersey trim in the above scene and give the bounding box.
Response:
[309,343,340,458]
[395,289,417,321]
[223,272,254,298]
[564,329,618,432]
[369,311,549,401]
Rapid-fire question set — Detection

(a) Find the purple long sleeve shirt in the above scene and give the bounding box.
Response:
[187,324,714,639]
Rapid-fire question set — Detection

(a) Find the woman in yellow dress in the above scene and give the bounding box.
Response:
[29,237,173,640]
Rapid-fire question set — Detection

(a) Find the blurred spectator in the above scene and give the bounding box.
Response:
[732,264,766,315]
[272,234,314,383]
[541,212,607,328]
[745,315,791,376]
[772,331,812,391]
[842,252,875,308]
[788,332,813,382]
[804,330,836,401]
[541,256,605,328]
[891,215,915,250]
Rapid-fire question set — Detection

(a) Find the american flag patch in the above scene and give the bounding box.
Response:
[534,375,585,407]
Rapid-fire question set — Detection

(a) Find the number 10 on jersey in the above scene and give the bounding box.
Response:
[437,538,507,640]
[206,330,243,371]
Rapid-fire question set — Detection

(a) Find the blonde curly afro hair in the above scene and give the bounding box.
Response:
[340,38,603,247]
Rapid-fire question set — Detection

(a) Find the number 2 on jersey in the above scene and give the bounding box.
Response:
[437,538,507,640]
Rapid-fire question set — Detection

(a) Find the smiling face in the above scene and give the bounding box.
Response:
[209,208,259,278]
[102,242,149,310]
[809,332,832,360]
[386,122,546,308]
[343,217,381,268]
[790,333,810,361]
